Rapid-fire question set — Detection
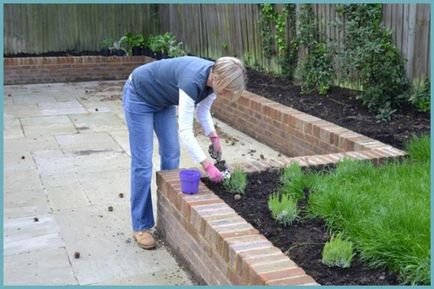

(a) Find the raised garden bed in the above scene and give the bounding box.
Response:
[245,69,429,151]
[3,55,153,85]
[201,169,399,285]
[156,81,412,284]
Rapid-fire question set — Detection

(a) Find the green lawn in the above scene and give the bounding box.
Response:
[305,135,430,285]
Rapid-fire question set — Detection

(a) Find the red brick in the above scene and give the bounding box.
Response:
[259,267,305,283]
[224,235,273,268]
[265,275,318,285]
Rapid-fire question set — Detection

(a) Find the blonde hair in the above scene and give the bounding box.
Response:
[212,56,247,97]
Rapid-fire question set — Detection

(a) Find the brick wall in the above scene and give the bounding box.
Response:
[156,169,319,285]
[212,91,405,158]
[4,56,153,85]
[157,139,406,285]
[157,89,406,284]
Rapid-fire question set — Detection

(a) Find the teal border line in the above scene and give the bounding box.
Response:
[0,2,4,288]
[430,3,433,289]
[1,1,432,289]
[2,0,433,5]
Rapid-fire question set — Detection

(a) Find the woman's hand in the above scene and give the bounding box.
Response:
[202,159,224,183]
[209,136,222,159]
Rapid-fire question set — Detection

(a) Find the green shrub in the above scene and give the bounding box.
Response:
[223,167,247,194]
[301,41,335,95]
[337,4,410,120]
[409,79,430,112]
[259,4,276,58]
[322,233,354,268]
[268,193,299,227]
[298,4,335,95]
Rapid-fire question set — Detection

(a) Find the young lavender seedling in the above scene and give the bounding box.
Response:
[268,193,299,227]
[223,167,247,194]
[321,233,355,268]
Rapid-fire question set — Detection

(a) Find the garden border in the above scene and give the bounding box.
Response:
[157,91,407,285]
[4,56,153,85]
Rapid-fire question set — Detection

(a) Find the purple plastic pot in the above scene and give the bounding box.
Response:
[179,169,201,194]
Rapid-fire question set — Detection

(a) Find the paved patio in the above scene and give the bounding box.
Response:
[3,80,283,285]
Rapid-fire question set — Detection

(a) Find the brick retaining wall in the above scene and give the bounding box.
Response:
[156,145,405,285]
[4,56,153,84]
[212,91,405,158]
[157,169,319,285]
[158,90,406,285]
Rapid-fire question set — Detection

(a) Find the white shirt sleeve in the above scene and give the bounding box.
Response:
[178,89,207,163]
[195,92,217,136]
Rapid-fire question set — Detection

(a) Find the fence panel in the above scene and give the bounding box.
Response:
[4,4,160,54]
[159,3,429,81]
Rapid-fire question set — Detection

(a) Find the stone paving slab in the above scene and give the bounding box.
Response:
[4,189,51,219]
[4,247,78,285]
[4,136,60,153]
[38,100,87,116]
[42,174,92,210]
[4,94,15,105]
[70,112,125,133]
[4,151,37,172]
[55,132,123,154]
[33,150,130,177]
[13,94,57,105]
[92,268,191,285]
[32,149,77,176]
[108,130,130,156]
[21,115,78,137]
[75,168,130,206]
[4,169,41,192]
[4,104,42,119]
[3,117,24,139]
[4,215,64,256]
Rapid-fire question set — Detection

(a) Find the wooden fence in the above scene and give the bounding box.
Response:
[4,4,160,54]
[4,4,430,81]
[160,3,430,82]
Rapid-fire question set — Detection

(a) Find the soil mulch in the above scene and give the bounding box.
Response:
[246,69,430,150]
[202,170,399,285]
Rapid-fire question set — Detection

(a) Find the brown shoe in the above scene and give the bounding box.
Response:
[133,230,156,249]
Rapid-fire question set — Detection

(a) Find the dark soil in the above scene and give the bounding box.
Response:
[202,170,399,285]
[246,69,430,150]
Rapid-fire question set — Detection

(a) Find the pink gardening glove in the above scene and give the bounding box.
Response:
[210,136,222,158]
[204,162,224,183]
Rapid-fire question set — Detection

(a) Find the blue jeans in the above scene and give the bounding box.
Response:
[123,79,180,232]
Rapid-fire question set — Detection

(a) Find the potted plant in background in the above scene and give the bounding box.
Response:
[100,38,113,56]
[147,34,165,59]
[132,34,146,56]
[109,36,128,56]
[147,32,186,59]
[124,32,147,56]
